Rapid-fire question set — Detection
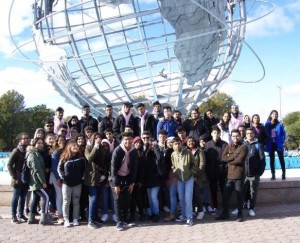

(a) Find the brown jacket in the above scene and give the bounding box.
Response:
[222,142,248,180]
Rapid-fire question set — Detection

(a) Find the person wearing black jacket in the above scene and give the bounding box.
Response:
[203,109,220,140]
[204,126,228,211]
[113,102,138,141]
[136,103,157,138]
[109,132,138,231]
[251,114,269,146]
[243,128,265,217]
[7,133,30,223]
[142,131,164,223]
[58,141,86,228]
[184,108,209,142]
[79,104,98,133]
[98,105,115,138]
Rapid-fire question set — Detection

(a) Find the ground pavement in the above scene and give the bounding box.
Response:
[1,204,300,243]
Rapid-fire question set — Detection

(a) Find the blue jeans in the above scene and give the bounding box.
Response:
[88,186,100,222]
[168,184,177,214]
[11,186,28,217]
[100,185,115,214]
[177,176,194,219]
[147,186,160,216]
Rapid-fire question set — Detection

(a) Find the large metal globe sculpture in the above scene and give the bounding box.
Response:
[23,0,266,115]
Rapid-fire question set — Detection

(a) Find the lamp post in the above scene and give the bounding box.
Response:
[277,86,282,119]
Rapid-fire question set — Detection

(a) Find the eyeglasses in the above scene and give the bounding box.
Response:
[142,137,150,139]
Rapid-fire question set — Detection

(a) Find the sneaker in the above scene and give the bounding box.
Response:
[175,215,186,222]
[282,174,286,180]
[185,219,193,227]
[196,211,205,220]
[64,219,71,228]
[73,219,79,226]
[57,217,64,225]
[248,209,255,217]
[17,215,28,222]
[11,216,19,224]
[207,205,213,213]
[116,222,124,231]
[112,214,117,223]
[271,174,276,181]
[94,219,103,226]
[101,214,109,222]
[88,221,98,229]
[163,206,170,213]
[163,213,176,222]
[202,206,207,213]
[243,201,250,209]
[236,216,243,222]
[231,208,238,215]
[210,208,217,215]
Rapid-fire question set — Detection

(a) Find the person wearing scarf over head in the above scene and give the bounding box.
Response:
[113,102,138,142]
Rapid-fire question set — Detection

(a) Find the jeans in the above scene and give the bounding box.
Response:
[111,178,131,223]
[223,179,243,217]
[243,176,260,210]
[177,176,194,219]
[88,186,100,222]
[51,173,63,216]
[147,186,160,216]
[30,189,49,214]
[11,186,28,217]
[168,184,178,214]
[100,185,115,215]
[269,143,285,175]
[62,184,82,221]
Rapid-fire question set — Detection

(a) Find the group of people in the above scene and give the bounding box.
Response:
[7,101,286,230]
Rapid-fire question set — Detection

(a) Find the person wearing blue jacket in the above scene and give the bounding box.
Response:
[265,110,286,180]
[156,106,178,138]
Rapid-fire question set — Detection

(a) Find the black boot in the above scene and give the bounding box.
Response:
[282,173,286,180]
[271,174,276,181]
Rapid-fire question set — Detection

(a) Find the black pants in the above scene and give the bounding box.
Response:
[222,179,243,217]
[111,178,131,223]
[269,143,285,175]
[130,185,147,218]
[208,171,226,209]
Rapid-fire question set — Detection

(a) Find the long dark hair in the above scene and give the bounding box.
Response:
[268,110,279,122]
[219,112,231,131]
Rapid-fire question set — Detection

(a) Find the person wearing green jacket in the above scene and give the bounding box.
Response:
[26,138,53,225]
[171,138,196,227]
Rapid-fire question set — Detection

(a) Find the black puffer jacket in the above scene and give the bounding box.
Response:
[244,139,266,177]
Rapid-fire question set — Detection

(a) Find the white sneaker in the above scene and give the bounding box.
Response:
[202,206,207,213]
[231,208,238,215]
[73,219,79,226]
[248,209,255,217]
[207,205,213,213]
[196,211,205,220]
[101,214,109,222]
[112,214,117,223]
[64,219,70,227]
[163,206,170,213]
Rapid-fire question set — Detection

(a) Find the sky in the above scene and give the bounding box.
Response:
[0,0,300,122]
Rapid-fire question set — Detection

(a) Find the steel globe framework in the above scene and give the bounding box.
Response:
[26,0,266,115]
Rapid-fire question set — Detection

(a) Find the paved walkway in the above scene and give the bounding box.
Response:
[1,203,300,243]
